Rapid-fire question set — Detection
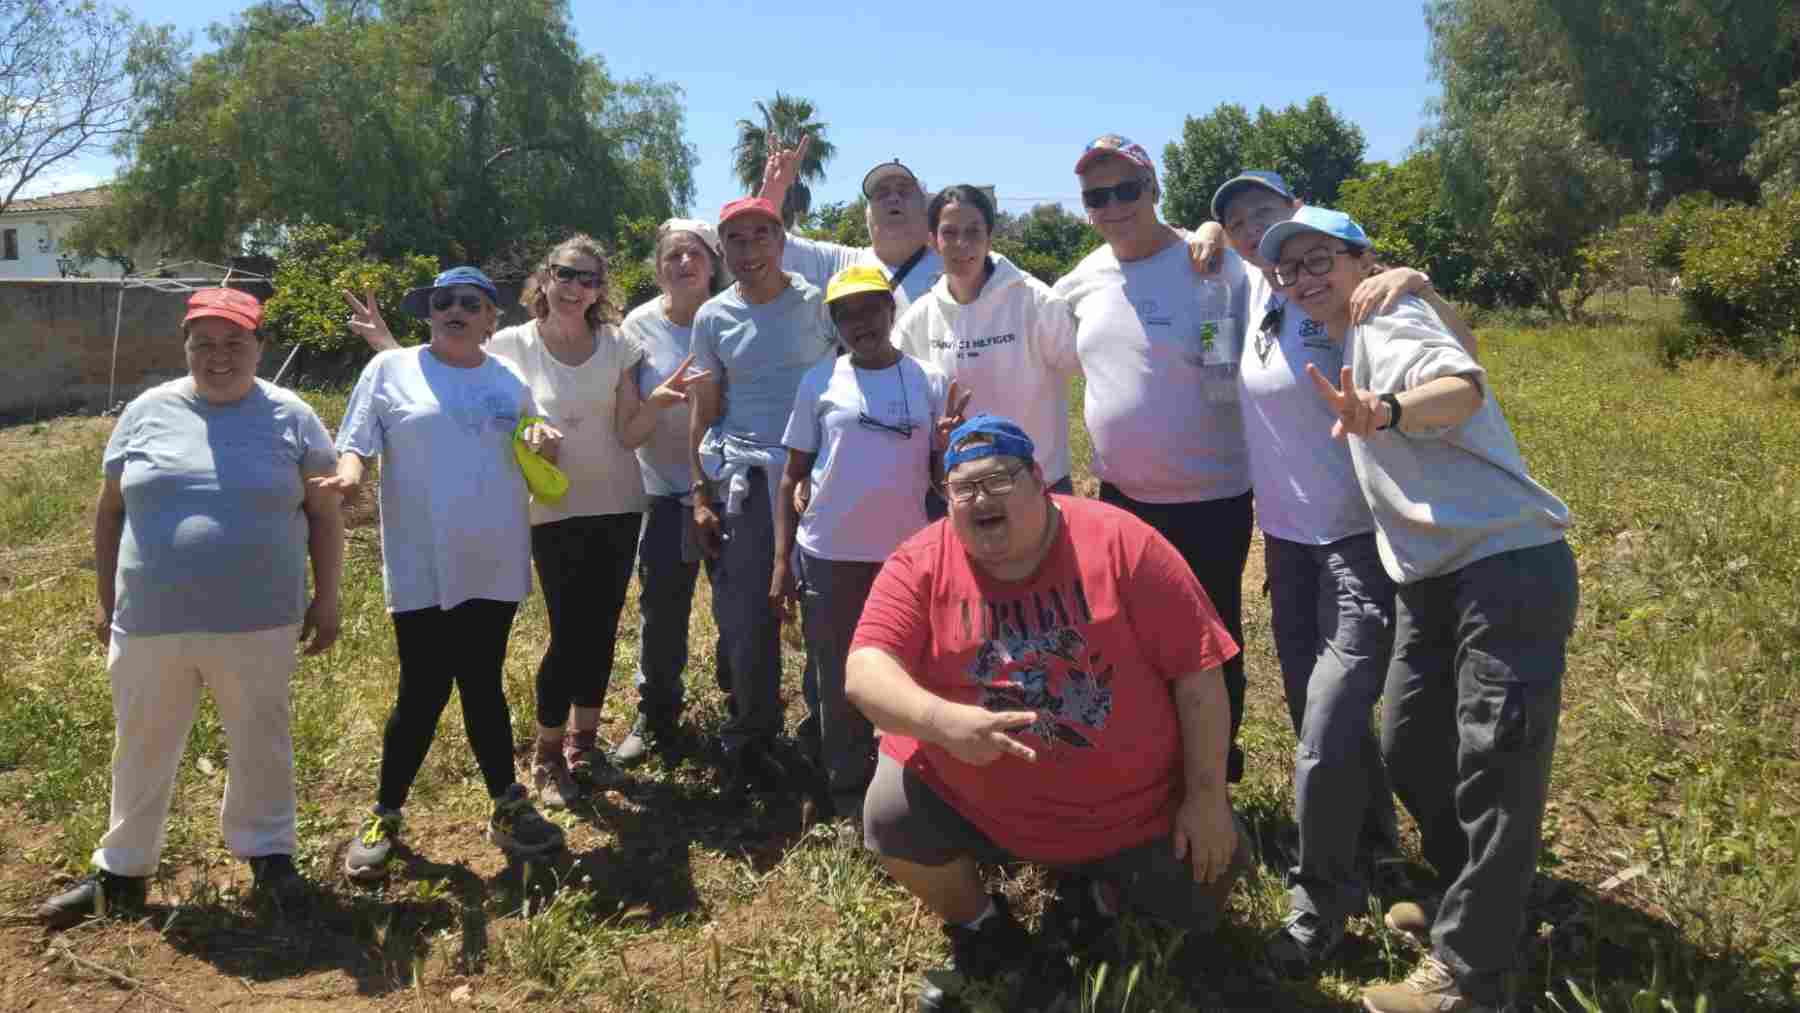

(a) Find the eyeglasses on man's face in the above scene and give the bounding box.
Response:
[943,461,1028,503]
[430,289,488,313]
[1081,179,1149,210]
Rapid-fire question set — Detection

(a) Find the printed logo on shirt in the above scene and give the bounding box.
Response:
[1133,298,1173,327]
[1299,317,1333,350]
[933,333,1018,360]
[484,392,520,434]
[958,579,1115,750]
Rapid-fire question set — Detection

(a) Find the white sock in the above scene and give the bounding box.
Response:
[957,898,997,930]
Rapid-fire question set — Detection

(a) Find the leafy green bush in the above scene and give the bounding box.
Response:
[264,224,438,353]
[613,215,662,314]
[1677,192,1800,362]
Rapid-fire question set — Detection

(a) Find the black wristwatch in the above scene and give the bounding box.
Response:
[1378,393,1403,432]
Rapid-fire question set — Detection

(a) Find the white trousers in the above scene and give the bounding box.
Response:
[92,625,300,877]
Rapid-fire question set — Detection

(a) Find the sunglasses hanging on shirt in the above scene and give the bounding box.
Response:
[1254,303,1285,365]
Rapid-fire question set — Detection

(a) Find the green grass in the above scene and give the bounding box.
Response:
[0,299,1796,1011]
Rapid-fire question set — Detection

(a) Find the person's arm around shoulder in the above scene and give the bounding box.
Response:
[92,475,126,649]
[1032,280,1083,379]
[1350,269,1479,359]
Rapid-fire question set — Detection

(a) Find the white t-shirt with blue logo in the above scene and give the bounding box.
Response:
[1238,269,1377,544]
[1055,235,1251,504]
[336,346,536,612]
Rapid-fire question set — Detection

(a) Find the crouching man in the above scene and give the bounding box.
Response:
[846,414,1252,1011]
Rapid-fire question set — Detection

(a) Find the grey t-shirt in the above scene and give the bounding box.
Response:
[622,298,697,498]
[103,378,337,635]
[1346,297,1571,583]
[690,273,838,445]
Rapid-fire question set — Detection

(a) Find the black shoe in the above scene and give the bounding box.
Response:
[1042,873,1120,965]
[918,893,1040,1012]
[38,869,147,930]
[248,854,309,911]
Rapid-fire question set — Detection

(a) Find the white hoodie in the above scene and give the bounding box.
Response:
[891,254,1080,483]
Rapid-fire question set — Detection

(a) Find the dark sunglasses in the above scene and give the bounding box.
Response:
[857,412,914,439]
[1254,303,1284,364]
[430,290,488,313]
[1081,179,1149,210]
[550,264,603,288]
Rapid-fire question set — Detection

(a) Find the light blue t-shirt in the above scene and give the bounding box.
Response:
[622,298,697,498]
[102,378,336,635]
[690,273,837,445]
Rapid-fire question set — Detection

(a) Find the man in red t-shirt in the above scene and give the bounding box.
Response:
[847,414,1252,1011]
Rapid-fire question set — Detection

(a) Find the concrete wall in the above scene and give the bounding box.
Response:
[0,279,269,420]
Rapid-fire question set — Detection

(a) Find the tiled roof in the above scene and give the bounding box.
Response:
[1,186,111,214]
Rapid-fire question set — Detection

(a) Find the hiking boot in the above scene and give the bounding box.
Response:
[1384,898,1437,949]
[344,806,402,882]
[1361,953,1495,1013]
[613,714,675,767]
[530,739,581,809]
[38,869,147,930]
[249,854,310,911]
[488,783,565,859]
[1042,873,1120,964]
[720,739,792,798]
[565,730,625,789]
[918,893,1040,1012]
[1265,910,1347,977]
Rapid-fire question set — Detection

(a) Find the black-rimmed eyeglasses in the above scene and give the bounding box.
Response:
[1272,247,1353,287]
[942,462,1029,504]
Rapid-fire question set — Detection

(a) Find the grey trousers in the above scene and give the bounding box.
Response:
[709,469,784,752]
[1265,533,1400,923]
[797,553,881,816]
[1382,539,1578,1004]
[634,495,705,723]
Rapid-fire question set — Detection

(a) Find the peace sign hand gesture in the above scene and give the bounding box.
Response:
[1305,364,1391,440]
[933,380,975,451]
[647,353,713,408]
[344,289,401,353]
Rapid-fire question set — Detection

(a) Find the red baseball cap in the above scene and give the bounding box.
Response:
[183,288,263,331]
[718,196,783,228]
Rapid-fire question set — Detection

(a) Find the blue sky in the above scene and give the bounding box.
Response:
[23,0,1440,220]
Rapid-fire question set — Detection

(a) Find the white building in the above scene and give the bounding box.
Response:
[0,186,159,279]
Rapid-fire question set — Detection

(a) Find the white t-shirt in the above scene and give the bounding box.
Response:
[1238,269,1376,544]
[781,353,947,562]
[783,235,943,316]
[487,321,647,524]
[337,347,535,612]
[892,254,1080,484]
[620,299,696,499]
[1055,235,1252,504]
[1345,297,1571,583]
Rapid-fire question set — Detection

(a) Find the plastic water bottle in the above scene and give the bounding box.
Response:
[1192,276,1239,403]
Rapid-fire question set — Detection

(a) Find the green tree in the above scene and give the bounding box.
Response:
[0,0,180,214]
[731,93,835,228]
[1747,81,1800,200]
[1338,151,1478,296]
[74,0,696,269]
[802,197,869,248]
[1425,0,1800,204]
[1160,96,1366,227]
[263,223,438,354]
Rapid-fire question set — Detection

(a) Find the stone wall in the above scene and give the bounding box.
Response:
[0,278,271,420]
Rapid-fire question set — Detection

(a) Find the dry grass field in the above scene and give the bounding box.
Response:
[0,300,1795,1011]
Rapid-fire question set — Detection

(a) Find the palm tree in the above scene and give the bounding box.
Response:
[732,93,836,228]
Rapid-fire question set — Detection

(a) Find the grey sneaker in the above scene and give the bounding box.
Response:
[613,714,675,767]
[1265,910,1347,977]
[38,869,147,930]
[565,730,626,789]
[488,783,565,858]
[344,806,402,882]
[530,740,581,809]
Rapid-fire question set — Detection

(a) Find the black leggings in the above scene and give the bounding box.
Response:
[1097,485,1253,780]
[380,598,521,808]
[530,513,641,729]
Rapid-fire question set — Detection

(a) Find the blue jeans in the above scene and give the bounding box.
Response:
[1265,532,1400,923]
[1382,540,1578,1003]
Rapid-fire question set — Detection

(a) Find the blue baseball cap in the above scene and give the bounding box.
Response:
[1257,206,1372,265]
[1211,170,1295,221]
[400,266,501,319]
[943,414,1036,473]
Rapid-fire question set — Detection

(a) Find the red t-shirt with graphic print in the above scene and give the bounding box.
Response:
[851,494,1239,865]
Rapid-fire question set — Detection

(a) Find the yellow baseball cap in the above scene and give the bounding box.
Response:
[824,264,893,304]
